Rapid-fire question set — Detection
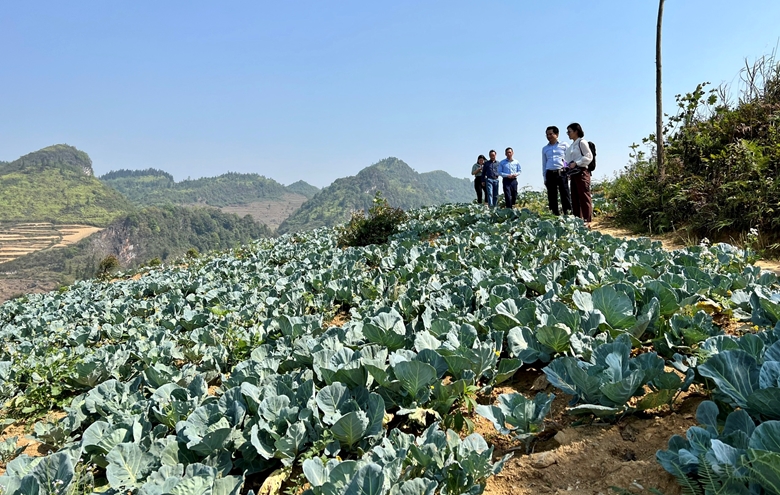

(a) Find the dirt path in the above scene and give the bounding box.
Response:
[591,218,780,276]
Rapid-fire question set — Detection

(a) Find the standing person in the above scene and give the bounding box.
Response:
[483,150,501,207]
[471,155,487,204]
[498,147,521,208]
[542,126,571,216]
[564,123,594,224]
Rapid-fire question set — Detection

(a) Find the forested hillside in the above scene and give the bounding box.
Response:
[286,179,320,199]
[0,205,270,285]
[277,157,473,233]
[100,169,291,207]
[0,145,133,225]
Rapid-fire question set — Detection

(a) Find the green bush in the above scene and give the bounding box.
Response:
[337,192,407,247]
[97,255,120,277]
[605,53,780,249]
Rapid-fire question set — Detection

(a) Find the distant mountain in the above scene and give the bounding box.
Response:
[0,145,133,225]
[100,170,290,207]
[286,180,320,199]
[0,205,271,285]
[277,157,473,234]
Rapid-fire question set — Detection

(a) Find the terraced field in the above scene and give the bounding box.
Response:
[0,223,101,264]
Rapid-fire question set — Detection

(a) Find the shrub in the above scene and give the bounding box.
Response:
[605,53,780,248]
[337,192,407,247]
[97,255,120,277]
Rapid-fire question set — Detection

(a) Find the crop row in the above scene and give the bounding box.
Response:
[0,204,778,494]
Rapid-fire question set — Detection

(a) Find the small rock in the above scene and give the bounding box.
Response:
[554,428,580,445]
[529,451,558,469]
[620,423,638,442]
[531,374,549,391]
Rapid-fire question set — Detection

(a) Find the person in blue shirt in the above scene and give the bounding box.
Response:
[498,147,521,208]
[542,126,572,216]
[482,150,500,207]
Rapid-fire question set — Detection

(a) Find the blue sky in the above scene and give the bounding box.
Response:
[2,1,779,191]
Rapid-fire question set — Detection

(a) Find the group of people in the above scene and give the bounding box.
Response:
[471,123,594,225]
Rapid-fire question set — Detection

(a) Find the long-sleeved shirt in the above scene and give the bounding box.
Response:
[482,159,500,179]
[564,138,593,169]
[542,141,568,178]
[471,162,484,177]
[498,159,521,179]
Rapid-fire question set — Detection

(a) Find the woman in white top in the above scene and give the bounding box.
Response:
[564,122,594,224]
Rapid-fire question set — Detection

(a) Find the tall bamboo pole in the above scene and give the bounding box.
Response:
[656,0,665,179]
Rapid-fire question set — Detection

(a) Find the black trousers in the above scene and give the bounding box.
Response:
[503,178,518,208]
[474,178,485,203]
[545,169,572,215]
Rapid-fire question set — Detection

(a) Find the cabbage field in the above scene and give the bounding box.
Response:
[1,204,779,495]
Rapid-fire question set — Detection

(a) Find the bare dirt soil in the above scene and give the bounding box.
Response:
[0,277,59,303]
[478,368,699,495]
[0,413,63,476]
[53,225,102,247]
[219,193,309,231]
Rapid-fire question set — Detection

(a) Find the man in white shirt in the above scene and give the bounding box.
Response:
[542,126,571,216]
[498,147,521,208]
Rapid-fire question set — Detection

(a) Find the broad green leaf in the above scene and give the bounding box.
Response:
[30,451,74,493]
[746,450,780,495]
[106,443,157,489]
[344,463,385,495]
[303,458,328,487]
[749,421,780,452]
[536,324,571,354]
[636,389,676,410]
[571,290,593,312]
[747,387,780,420]
[600,371,644,407]
[316,382,350,424]
[592,286,636,330]
[331,411,369,447]
[494,358,522,384]
[393,361,437,397]
[698,350,759,409]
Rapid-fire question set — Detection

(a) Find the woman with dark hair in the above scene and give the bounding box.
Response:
[471,154,487,204]
[564,123,594,224]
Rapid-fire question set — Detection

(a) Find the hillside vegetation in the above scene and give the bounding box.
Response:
[277,157,473,233]
[0,203,779,494]
[286,179,320,199]
[100,169,294,207]
[0,145,133,226]
[606,54,780,252]
[0,205,270,284]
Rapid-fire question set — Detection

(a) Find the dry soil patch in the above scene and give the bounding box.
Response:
[218,192,309,231]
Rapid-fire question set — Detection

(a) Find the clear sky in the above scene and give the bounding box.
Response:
[2,1,779,191]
